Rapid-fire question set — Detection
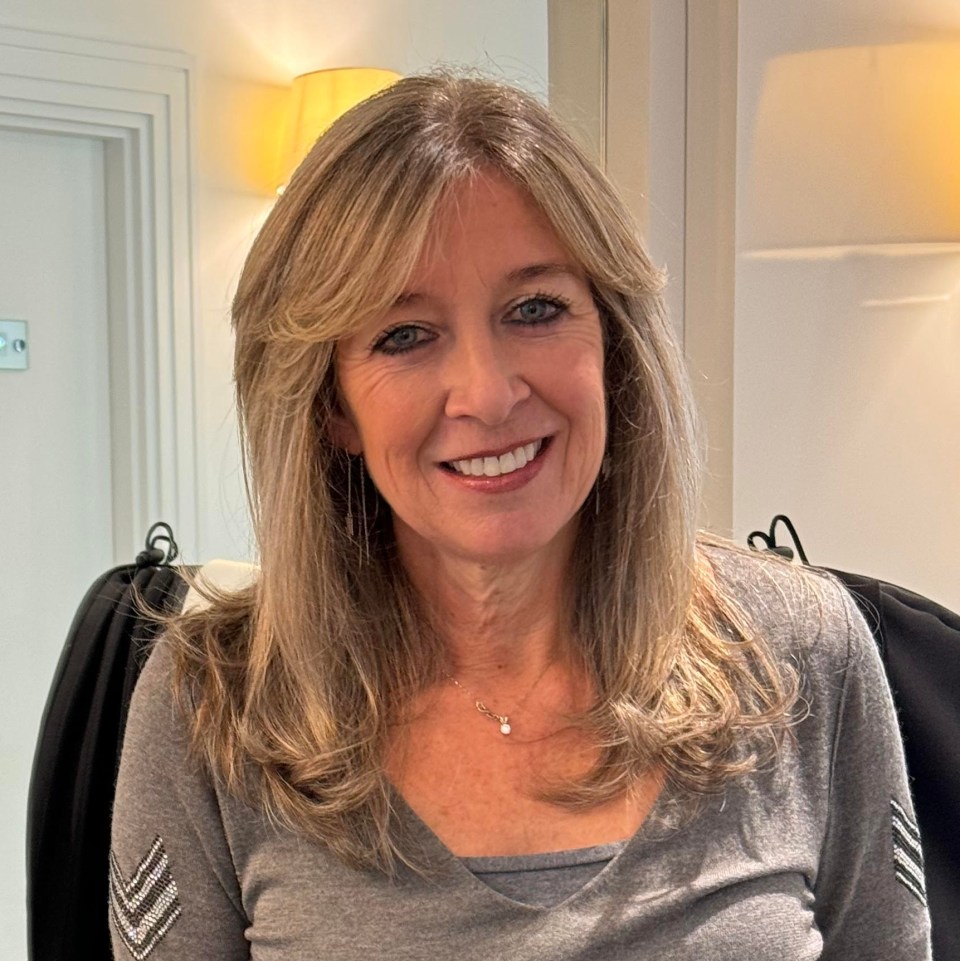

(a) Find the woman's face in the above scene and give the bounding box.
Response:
[335,171,606,569]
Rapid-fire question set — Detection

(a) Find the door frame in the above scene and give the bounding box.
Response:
[0,26,199,559]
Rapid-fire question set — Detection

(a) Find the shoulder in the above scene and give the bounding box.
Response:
[696,541,902,776]
[697,539,869,671]
[118,637,193,781]
[113,635,240,877]
[129,634,181,717]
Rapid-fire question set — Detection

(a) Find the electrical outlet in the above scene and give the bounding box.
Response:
[0,320,29,370]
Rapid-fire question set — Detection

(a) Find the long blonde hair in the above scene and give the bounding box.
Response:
[168,73,796,873]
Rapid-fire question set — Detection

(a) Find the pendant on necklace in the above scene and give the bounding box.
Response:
[468,695,514,737]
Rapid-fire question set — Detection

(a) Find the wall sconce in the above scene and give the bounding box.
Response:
[742,43,960,260]
[276,67,401,193]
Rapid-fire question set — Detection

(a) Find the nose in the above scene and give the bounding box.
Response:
[442,329,531,425]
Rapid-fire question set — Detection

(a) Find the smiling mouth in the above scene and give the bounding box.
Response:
[443,438,547,478]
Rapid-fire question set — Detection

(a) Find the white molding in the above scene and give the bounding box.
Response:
[547,0,606,166]
[683,0,737,535]
[0,27,198,560]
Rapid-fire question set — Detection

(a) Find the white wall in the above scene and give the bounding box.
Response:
[735,0,960,611]
[0,0,549,563]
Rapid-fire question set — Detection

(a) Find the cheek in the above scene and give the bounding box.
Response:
[354,386,441,478]
[562,347,607,429]
[575,381,608,467]
[337,365,409,448]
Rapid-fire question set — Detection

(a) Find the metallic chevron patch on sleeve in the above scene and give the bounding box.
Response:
[110,836,183,959]
[890,798,927,906]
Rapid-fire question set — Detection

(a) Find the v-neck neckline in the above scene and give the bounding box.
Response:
[389,781,681,912]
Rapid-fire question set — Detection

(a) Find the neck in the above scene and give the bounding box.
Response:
[395,525,577,687]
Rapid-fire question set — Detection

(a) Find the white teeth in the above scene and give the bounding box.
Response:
[450,439,543,477]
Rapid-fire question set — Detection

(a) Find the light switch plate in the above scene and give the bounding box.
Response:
[0,319,29,370]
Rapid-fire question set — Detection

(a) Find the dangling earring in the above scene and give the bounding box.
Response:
[345,454,355,537]
[359,454,370,563]
[345,453,371,561]
[594,456,610,516]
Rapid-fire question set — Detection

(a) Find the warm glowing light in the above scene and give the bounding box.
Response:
[276,67,401,193]
[743,43,960,259]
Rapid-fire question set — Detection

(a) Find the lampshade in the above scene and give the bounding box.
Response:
[742,43,960,259]
[277,67,401,192]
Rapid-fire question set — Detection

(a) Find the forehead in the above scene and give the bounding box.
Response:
[407,172,579,288]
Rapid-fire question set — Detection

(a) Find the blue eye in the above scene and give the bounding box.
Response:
[372,324,429,355]
[510,295,568,325]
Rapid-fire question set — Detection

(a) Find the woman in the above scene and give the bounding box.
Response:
[109,75,931,959]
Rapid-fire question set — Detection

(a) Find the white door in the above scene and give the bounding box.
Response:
[0,126,116,960]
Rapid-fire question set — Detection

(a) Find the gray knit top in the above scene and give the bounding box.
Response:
[109,547,932,959]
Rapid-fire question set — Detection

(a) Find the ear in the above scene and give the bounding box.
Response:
[328,408,363,455]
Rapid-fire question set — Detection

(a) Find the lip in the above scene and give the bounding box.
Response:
[437,436,551,492]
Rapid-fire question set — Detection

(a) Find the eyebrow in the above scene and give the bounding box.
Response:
[506,262,583,283]
[392,262,583,308]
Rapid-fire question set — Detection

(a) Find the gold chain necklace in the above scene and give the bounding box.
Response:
[447,660,553,737]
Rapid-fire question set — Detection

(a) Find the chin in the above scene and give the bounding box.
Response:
[394,510,581,572]
[448,521,577,567]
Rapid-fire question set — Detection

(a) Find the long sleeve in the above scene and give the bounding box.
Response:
[814,584,932,959]
[109,641,250,960]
